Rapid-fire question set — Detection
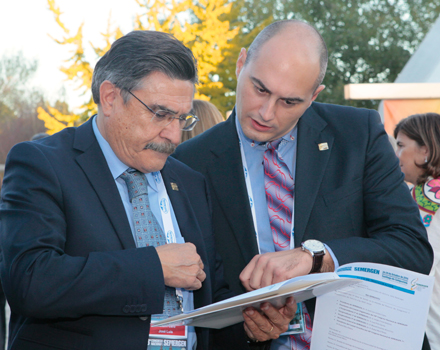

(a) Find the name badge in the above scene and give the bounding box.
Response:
[280,302,306,336]
[149,315,188,350]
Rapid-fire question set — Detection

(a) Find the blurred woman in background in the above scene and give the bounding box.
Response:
[395,112,440,350]
[181,99,224,143]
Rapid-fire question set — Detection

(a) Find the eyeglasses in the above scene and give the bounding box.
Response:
[127,90,199,131]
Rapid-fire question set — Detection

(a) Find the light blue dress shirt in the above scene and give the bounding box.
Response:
[92,117,196,349]
[235,116,338,350]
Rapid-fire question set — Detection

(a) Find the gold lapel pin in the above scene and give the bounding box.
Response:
[318,142,329,151]
[171,182,179,191]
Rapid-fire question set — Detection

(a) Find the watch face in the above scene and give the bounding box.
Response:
[303,239,325,252]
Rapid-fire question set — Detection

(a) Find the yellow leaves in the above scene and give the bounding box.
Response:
[44,0,123,128]
[37,106,79,135]
[44,0,239,134]
[137,0,239,102]
[47,0,69,34]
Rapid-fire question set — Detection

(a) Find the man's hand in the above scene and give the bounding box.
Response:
[240,248,335,291]
[156,243,206,290]
[243,297,297,342]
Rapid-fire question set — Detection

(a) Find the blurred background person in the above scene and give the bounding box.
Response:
[181,99,224,142]
[395,112,440,350]
[30,132,50,141]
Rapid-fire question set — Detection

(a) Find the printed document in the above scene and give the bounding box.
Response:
[311,262,433,350]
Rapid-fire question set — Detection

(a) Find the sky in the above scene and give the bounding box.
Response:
[1,0,142,112]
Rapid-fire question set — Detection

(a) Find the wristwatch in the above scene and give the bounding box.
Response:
[301,239,326,274]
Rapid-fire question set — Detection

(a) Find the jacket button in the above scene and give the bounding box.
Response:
[139,316,149,321]
[123,305,130,313]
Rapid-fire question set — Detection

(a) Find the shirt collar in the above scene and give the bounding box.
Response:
[92,116,128,180]
[92,117,159,192]
[235,113,297,149]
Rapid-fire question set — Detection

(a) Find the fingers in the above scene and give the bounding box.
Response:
[239,255,260,291]
[156,243,206,290]
[259,301,295,333]
[241,249,313,291]
[243,307,274,342]
[243,305,284,342]
[280,297,297,319]
[197,268,206,283]
[242,298,297,342]
[241,254,276,290]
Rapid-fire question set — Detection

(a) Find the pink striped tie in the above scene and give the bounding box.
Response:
[264,139,294,251]
[264,140,313,349]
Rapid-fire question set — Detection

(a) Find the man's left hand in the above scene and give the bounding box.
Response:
[242,297,297,342]
[240,248,335,291]
[240,248,312,291]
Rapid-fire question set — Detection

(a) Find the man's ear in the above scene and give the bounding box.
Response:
[309,85,325,106]
[236,48,247,78]
[100,80,117,116]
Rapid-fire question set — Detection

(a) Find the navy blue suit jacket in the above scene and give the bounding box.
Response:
[173,103,433,313]
[0,118,234,350]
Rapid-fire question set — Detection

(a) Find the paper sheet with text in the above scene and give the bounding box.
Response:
[311,262,434,350]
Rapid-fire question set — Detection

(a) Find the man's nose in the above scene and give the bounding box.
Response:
[161,118,182,144]
[259,99,276,122]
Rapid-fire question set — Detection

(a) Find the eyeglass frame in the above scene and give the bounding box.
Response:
[126,89,199,131]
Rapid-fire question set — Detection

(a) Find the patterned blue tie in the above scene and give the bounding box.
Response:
[119,168,182,316]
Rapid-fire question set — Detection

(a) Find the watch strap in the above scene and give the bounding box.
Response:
[310,250,325,273]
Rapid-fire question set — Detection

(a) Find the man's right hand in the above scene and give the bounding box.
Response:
[156,243,206,290]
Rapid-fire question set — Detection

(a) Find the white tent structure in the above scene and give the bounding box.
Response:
[394,15,440,84]
[344,14,440,134]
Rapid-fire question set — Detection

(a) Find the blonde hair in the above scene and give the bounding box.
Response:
[181,100,224,142]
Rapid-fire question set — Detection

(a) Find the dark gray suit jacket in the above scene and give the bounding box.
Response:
[0,117,240,350]
[173,103,433,311]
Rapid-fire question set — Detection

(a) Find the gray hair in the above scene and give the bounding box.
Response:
[92,31,198,105]
[246,20,328,91]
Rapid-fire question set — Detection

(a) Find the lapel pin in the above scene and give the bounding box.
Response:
[171,182,179,191]
[318,142,329,151]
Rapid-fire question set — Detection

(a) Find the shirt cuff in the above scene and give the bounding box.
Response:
[324,244,339,270]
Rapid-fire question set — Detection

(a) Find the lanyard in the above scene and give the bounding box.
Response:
[151,171,184,306]
[152,171,177,245]
[238,139,295,252]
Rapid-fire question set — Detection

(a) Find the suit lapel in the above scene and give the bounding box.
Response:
[161,162,211,309]
[294,105,334,246]
[161,163,206,257]
[73,118,135,250]
[206,113,259,262]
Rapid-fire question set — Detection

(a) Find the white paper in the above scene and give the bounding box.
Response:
[311,262,434,350]
[151,273,360,329]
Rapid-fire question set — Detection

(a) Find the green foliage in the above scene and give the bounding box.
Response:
[222,0,440,109]
[0,52,46,163]
[0,52,39,112]
[43,0,440,117]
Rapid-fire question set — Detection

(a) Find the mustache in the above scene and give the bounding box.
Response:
[144,142,177,155]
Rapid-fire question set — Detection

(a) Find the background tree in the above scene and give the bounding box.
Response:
[38,0,123,132]
[40,0,238,128]
[41,0,440,126]
[0,52,46,164]
[226,0,440,109]
[135,0,238,113]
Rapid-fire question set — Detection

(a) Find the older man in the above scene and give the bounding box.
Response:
[173,20,433,349]
[0,31,294,350]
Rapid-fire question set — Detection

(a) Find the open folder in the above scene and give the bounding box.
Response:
[151,272,360,329]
